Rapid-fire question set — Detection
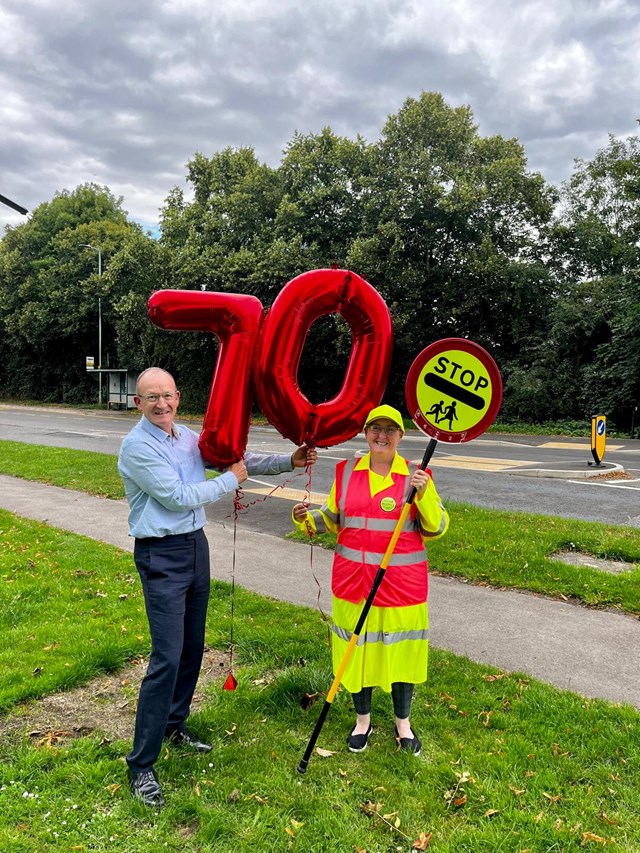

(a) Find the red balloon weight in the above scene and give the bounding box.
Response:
[254,269,393,447]
[148,290,264,468]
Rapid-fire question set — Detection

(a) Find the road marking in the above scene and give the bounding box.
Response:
[424,455,538,472]
[243,485,329,503]
[540,441,624,450]
[567,479,640,490]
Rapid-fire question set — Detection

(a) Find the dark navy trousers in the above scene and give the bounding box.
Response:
[127,528,210,773]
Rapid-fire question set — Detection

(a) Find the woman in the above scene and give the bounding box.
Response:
[293,404,448,755]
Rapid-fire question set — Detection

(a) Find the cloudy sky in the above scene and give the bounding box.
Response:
[2,0,639,235]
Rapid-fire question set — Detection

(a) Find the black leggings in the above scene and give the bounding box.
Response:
[351,682,414,719]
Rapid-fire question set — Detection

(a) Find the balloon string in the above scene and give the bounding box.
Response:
[223,464,330,640]
[227,486,244,674]
[302,463,331,644]
[223,468,312,518]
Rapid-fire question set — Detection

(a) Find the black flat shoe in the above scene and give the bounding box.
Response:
[347,723,373,753]
[168,731,213,753]
[394,725,422,756]
[128,768,165,807]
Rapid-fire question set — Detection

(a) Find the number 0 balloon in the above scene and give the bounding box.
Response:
[255,269,393,448]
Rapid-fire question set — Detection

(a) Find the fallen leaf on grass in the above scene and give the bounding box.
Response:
[482,673,506,682]
[509,786,526,796]
[599,813,617,826]
[412,831,432,849]
[35,730,70,748]
[543,792,562,803]
[300,692,319,709]
[227,789,240,802]
[247,793,268,804]
[316,747,336,757]
[484,809,500,817]
[290,819,304,829]
[581,831,607,845]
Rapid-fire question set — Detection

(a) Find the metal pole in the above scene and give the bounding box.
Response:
[297,438,438,774]
[81,244,103,406]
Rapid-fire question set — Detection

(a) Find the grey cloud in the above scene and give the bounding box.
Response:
[2,0,639,231]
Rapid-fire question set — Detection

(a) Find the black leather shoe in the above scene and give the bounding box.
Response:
[128,768,165,807]
[347,724,373,753]
[168,731,213,753]
[394,725,422,755]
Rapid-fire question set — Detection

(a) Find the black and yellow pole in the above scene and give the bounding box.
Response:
[297,438,438,774]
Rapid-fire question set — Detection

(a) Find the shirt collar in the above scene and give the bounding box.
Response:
[140,414,179,441]
[355,452,409,475]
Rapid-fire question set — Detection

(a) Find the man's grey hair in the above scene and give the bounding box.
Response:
[136,367,176,395]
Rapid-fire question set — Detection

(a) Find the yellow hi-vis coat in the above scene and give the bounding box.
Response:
[295,452,449,693]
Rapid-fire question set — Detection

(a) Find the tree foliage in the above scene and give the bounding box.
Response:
[1,97,639,432]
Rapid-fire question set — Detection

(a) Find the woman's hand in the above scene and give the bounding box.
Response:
[293,502,310,522]
[410,469,429,497]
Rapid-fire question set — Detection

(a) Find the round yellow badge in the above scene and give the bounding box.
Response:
[380,497,396,512]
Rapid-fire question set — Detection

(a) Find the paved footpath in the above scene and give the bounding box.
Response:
[2,474,639,710]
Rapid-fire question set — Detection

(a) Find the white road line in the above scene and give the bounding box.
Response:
[567,479,640,490]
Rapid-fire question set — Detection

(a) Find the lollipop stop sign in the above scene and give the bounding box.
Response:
[405,338,502,442]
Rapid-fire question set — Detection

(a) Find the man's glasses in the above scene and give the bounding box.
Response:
[367,424,400,435]
[138,392,178,403]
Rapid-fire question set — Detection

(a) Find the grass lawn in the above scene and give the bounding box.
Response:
[1,512,639,852]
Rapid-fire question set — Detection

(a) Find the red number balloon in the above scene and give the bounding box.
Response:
[148,290,263,468]
[254,269,393,447]
[147,270,393,465]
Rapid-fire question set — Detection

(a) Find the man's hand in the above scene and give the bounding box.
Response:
[228,460,248,484]
[291,446,318,468]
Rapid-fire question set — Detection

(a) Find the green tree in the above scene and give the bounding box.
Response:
[547,134,640,428]
[347,92,557,405]
[0,184,159,402]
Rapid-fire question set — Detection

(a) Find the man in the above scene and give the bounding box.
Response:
[118,367,316,806]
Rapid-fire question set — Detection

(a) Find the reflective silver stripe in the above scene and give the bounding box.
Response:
[335,544,426,566]
[309,509,328,533]
[342,515,413,532]
[338,460,358,527]
[419,503,448,537]
[332,624,429,646]
[319,503,338,525]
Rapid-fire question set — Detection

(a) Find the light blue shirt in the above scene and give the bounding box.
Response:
[118,416,294,538]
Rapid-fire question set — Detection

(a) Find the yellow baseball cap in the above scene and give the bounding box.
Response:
[364,404,405,431]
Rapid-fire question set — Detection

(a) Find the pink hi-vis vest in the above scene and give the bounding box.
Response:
[331,459,428,607]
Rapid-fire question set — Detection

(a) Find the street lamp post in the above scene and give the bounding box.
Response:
[81,243,103,405]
